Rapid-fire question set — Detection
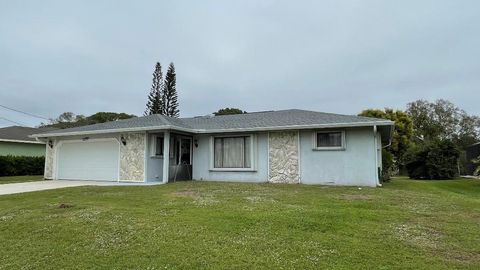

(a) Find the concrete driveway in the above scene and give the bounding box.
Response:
[0,180,162,196]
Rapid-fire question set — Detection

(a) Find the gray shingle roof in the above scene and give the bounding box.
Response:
[0,126,57,142]
[33,109,393,137]
[182,109,389,129]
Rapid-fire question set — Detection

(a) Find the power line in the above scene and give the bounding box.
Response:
[0,116,29,127]
[0,104,50,120]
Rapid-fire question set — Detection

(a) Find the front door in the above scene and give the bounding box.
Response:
[169,135,192,182]
[177,138,192,166]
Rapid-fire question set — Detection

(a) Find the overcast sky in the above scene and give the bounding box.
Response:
[0,0,479,127]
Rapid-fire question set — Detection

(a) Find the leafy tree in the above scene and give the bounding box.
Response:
[41,112,135,129]
[162,63,179,117]
[455,112,480,149]
[145,62,164,115]
[41,112,84,129]
[406,99,480,175]
[406,99,480,146]
[75,114,87,123]
[406,100,438,141]
[56,112,76,123]
[359,108,414,170]
[213,108,247,116]
[86,112,134,123]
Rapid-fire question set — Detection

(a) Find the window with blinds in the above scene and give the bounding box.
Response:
[213,136,252,168]
[315,131,345,150]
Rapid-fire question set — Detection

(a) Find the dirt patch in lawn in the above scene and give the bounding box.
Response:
[392,222,480,265]
[58,203,73,209]
[170,190,219,206]
[393,223,443,249]
[341,194,372,201]
[171,190,199,198]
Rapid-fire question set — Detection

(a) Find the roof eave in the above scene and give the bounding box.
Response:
[195,121,393,134]
[0,138,46,144]
[30,121,393,138]
[30,125,191,138]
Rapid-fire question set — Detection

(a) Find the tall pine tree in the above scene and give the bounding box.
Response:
[144,62,163,115]
[162,63,179,117]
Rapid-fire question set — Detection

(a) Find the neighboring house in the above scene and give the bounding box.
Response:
[32,109,394,187]
[465,142,480,175]
[0,126,56,157]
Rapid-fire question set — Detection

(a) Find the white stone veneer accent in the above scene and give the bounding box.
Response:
[44,141,55,179]
[268,131,300,183]
[120,133,145,182]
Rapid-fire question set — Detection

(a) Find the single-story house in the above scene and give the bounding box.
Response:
[32,109,394,187]
[0,126,56,157]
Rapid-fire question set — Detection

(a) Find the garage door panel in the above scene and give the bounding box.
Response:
[57,140,119,181]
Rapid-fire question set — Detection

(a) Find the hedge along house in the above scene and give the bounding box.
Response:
[0,126,57,157]
[32,109,394,187]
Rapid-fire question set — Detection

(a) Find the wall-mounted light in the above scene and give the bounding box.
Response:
[82,137,90,141]
[48,140,54,148]
[194,139,198,148]
[120,136,127,146]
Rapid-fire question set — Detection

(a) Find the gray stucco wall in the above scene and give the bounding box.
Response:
[299,127,377,186]
[377,132,382,170]
[145,133,164,182]
[192,132,268,182]
[45,127,380,186]
[146,156,164,182]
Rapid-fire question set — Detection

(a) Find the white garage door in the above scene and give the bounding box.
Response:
[57,139,120,181]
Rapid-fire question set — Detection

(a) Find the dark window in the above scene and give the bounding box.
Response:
[316,132,343,147]
[155,136,164,156]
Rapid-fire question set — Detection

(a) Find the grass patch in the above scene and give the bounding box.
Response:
[0,175,43,184]
[0,177,479,269]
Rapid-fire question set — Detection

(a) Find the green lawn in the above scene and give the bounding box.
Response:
[0,178,479,269]
[0,175,44,184]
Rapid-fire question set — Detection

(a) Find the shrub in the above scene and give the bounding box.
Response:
[458,150,467,175]
[405,144,429,179]
[380,149,394,182]
[473,156,480,176]
[0,155,45,177]
[405,140,460,179]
